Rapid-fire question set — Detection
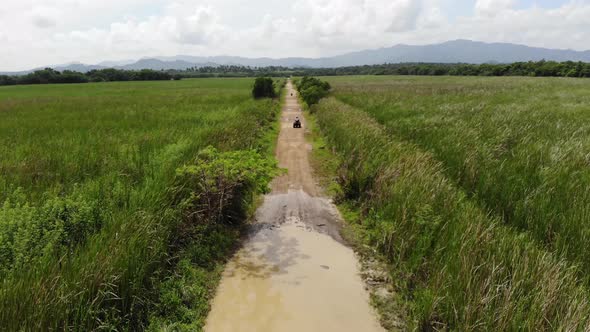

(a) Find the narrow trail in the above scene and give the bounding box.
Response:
[204,81,384,332]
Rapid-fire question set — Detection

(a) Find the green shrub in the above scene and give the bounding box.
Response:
[173,146,277,227]
[295,76,331,106]
[147,147,277,330]
[0,189,103,277]
[252,77,276,99]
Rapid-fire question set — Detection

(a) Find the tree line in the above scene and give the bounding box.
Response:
[0,68,181,86]
[178,65,293,78]
[172,61,590,78]
[291,61,590,77]
[2,60,590,87]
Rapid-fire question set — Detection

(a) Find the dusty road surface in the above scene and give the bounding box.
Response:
[204,81,384,332]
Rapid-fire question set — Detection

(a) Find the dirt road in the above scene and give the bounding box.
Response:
[204,81,384,332]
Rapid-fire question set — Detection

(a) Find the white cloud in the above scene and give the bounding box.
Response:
[1,0,590,71]
[289,0,422,38]
[175,6,228,45]
[418,2,446,29]
[32,16,57,28]
[384,0,423,32]
[30,6,61,28]
[475,0,515,17]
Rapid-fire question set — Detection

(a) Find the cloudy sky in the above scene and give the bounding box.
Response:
[1,0,589,71]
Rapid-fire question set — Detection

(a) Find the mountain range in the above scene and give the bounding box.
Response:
[3,40,590,75]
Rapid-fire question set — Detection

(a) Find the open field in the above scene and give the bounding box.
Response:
[0,78,280,329]
[309,76,590,329]
[4,74,590,330]
[328,76,590,276]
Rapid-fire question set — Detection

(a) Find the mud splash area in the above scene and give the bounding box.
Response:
[204,82,384,332]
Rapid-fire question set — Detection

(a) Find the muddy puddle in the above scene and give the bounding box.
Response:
[204,191,384,332]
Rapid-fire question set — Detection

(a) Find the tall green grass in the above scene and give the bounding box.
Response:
[0,79,280,329]
[313,97,590,330]
[327,76,590,280]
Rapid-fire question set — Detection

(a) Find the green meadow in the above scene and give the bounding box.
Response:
[309,76,590,330]
[4,74,590,330]
[0,78,280,330]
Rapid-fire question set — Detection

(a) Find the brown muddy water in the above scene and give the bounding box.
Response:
[204,82,384,332]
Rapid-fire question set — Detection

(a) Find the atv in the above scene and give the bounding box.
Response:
[293,119,302,128]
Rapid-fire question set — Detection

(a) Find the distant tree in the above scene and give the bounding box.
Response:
[300,86,325,105]
[60,70,89,83]
[0,75,17,85]
[252,77,275,98]
[296,76,331,106]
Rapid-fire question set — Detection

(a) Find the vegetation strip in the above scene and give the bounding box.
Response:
[4,59,590,87]
[296,77,590,330]
[329,75,590,284]
[0,78,283,330]
[0,67,182,86]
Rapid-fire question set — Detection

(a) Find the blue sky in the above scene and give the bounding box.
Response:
[1,0,589,70]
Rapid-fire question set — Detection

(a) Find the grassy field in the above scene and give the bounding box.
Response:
[0,78,280,330]
[328,76,590,277]
[6,74,590,329]
[307,76,590,330]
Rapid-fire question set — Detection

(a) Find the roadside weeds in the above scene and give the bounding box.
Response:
[303,108,407,331]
